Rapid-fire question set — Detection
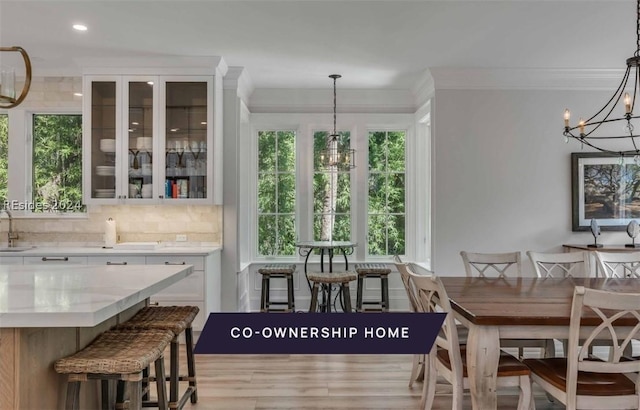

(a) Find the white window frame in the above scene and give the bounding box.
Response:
[256,128,297,257]
[311,128,353,242]
[6,108,86,218]
[365,128,408,257]
[249,112,422,263]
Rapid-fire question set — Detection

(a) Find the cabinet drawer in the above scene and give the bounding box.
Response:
[0,256,22,265]
[152,270,204,300]
[145,255,204,271]
[87,256,146,265]
[23,256,88,265]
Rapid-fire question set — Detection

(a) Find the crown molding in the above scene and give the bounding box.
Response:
[75,56,225,75]
[224,67,254,105]
[411,70,435,107]
[429,68,626,91]
[248,88,415,114]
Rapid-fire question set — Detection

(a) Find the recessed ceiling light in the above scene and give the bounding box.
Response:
[147,81,154,85]
[73,24,88,32]
[170,128,179,132]
[73,92,83,97]
[200,121,207,125]
[131,122,139,125]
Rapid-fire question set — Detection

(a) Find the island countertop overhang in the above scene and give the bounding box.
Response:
[0,264,193,328]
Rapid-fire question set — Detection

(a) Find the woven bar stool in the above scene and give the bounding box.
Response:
[54,328,173,410]
[308,271,357,312]
[355,263,392,312]
[258,263,296,312]
[118,306,199,410]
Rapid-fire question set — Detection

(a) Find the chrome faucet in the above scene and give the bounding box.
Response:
[0,209,18,247]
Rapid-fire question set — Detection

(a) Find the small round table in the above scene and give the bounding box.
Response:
[295,241,356,273]
[295,241,357,312]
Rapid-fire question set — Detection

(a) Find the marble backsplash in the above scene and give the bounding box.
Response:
[17,76,83,109]
[1,205,222,247]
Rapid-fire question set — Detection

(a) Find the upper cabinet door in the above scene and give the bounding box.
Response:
[83,71,220,205]
[123,77,158,203]
[83,76,121,204]
[160,78,214,203]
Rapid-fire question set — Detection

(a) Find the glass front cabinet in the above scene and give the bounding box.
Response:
[83,74,217,204]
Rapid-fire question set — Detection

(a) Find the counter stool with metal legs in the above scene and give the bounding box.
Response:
[54,328,173,410]
[308,271,357,312]
[118,305,199,410]
[258,263,296,312]
[354,263,392,312]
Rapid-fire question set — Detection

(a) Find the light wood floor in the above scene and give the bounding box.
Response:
[167,352,566,410]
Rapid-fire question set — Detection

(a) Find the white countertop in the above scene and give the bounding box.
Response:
[0,264,193,328]
[0,245,221,257]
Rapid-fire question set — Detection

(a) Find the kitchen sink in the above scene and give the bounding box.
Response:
[0,246,34,252]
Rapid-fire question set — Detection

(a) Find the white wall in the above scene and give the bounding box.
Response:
[432,88,630,276]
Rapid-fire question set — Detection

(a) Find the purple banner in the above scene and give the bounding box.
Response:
[194,312,445,354]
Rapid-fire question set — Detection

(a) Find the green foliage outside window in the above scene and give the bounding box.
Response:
[313,131,351,241]
[258,130,296,256]
[368,130,406,255]
[257,128,406,258]
[0,115,7,206]
[32,114,85,213]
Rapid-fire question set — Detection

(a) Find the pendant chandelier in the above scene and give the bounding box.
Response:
[0,47,32,109]
[320,74,355,170]
[563,0,640,158]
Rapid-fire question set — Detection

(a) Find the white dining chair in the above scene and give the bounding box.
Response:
[524,286,640,409]
[460,251,521,278]
[408,271,533,410]
[527,250,592,278]
[461,250,552,359]
[393,255,425,387]
[595,251,640,278]
[527,250,595,359]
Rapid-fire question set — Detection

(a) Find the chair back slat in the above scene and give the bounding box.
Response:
[393,255,421,313]
[566,286,640,406]
[527,251,592,278]
[408,272,464,389]
[595,251,640,278]
[460,251,521,278]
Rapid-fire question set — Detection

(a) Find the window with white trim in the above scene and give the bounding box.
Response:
[367,130,405,255]
[313,130,352,241]
[257,130,296,256]
[31,114,85,213]
[251,113,422,263]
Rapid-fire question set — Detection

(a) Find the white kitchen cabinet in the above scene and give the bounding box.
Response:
[81,58,224,205]
[0,256,23,265]
[146,251,220,332]
[9,247,221,333]
[23,256,88,265]
[160,78,212,202]
[86,255,146,266]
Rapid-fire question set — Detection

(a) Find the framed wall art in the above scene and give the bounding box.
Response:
[572,152,640,231]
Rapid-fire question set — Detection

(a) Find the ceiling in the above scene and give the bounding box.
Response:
[0,0,636,90]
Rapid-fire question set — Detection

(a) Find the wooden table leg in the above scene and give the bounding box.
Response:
[466,325,500,410]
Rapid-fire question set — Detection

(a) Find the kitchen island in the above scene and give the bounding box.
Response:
[0,264,193,410]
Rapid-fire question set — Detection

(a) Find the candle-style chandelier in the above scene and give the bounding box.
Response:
[0,46,32,109]
[563,0,640,158]
[320,74,355,170]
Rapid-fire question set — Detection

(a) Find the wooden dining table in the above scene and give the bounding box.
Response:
[440,276,640,410]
